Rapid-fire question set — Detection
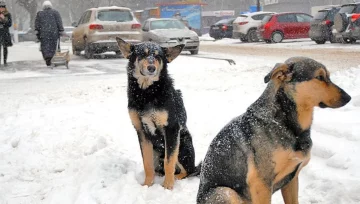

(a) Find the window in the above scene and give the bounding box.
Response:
[339,5,356,14]
[83,11,92,23]
[326,9,340,20]
[296,14,312,22]
[78,11,91,25]
[355,5,360,13]
[77,12,87,25]
[252,14,269,21]
[97,9,133,22]
[262,15,273,23]
[215,18,234,25]
[150,20,186,30]
[277,14,296,23]
[314,10,328,20]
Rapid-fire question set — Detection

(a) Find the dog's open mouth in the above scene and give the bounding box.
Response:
[319,102,328,108]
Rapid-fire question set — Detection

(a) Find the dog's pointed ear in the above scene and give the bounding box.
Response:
[162,44,185,63]
[264,63,293,83]
[116,37,133,59]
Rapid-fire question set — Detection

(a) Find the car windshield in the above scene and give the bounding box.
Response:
[339,5,355,13]
[150,20,186,30]
[215,18,233,25]
[314,10,328,20]
[97,9,133,22]
[262,15,273,23]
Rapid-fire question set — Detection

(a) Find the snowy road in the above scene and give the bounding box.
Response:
[0,41,360,204]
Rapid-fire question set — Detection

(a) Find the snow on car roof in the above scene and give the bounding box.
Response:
[241,11,275,16]
[90,6,131,11]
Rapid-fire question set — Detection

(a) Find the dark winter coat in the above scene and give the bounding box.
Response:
[35,8,64,59]
[0,12,13,47]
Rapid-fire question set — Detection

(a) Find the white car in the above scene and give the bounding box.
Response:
[142,18,199,55]
[233,11,275,42]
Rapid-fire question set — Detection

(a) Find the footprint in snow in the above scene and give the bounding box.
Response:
[326,154,350,170]
[84,136,108,156]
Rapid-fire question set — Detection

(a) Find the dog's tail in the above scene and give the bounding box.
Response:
[187,161,202,177]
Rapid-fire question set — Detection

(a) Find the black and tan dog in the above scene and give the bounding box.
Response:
[197,57,351,204]
[116,37,199,190]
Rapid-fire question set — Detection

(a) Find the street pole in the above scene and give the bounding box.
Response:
[257,0,261,12]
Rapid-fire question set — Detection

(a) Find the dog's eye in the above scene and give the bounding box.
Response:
[316,75,326,81]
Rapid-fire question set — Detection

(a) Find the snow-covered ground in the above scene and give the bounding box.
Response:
[0,42,359,204]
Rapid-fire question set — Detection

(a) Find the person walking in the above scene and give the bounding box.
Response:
[0,1,13,66]
[35,1,64,67]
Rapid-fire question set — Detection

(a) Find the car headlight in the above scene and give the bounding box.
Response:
[190,36,199,41]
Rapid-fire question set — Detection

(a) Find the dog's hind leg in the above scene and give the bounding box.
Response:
[176,128,196,179]
[129,110,155,186]
[202,187,246,204]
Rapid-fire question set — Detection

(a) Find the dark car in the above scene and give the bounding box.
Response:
[333,3,360,43]
[258,12,313,43]
[209,18,235,39]
[309,6,340,44]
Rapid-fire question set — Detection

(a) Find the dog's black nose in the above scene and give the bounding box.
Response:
[340,89,351,105]
[147,65,156,73]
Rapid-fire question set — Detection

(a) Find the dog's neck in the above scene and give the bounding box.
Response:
[249,82,313,135]
[127,62,174,109]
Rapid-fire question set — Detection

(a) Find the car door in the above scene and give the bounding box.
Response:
[296,14,312,38]
[142,21,150,41]
[278,14,297,39]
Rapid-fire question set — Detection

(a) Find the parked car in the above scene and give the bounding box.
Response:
[14,28,37,42]
[258,12,313,43]
[233,11,275,42]
[142,18,199,55]
[209,18,235,39]
[309,6,340,44]
[333,2,360,43]
[72,6,142,58]
[61,26,75,42]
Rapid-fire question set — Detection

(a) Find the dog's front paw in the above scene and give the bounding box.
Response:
[162,176,175,190]
[142,177,154,187]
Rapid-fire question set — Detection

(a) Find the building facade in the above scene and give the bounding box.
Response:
[263,0,357,14]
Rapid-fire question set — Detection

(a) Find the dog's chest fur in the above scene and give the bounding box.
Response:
[251,120,312,190]
[140,109,168,136]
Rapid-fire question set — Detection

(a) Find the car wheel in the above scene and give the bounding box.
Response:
[271,31,283,43]
[84,41,93,59]
[247,29,259,42]
[315,39,326,44]
[190,50,199,55]
[349,38,356,43]
[240,37,248,42]
[72,44,81,56]
[340,37,355,44]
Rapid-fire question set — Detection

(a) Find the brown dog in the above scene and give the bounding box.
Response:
[197,57,351,204]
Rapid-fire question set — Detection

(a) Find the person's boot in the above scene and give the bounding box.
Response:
[45,58,52,67]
